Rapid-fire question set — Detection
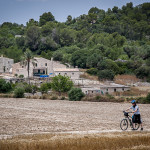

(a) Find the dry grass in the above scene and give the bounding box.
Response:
[114,75,140,85]
[82,94,124,103]
[80,72,99,81]
[27,92,68,100]
[0,132,150,150]
[0,93,14,98]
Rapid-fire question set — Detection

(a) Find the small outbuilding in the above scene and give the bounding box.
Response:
[53,68,80,79]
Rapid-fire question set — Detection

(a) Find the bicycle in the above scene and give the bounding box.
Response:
[120,111,140,131]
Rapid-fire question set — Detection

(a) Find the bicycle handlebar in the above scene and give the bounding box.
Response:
[123,111,133,113]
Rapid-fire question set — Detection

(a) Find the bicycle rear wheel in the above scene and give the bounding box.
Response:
[120,119,128,131]
[133,123,140,130]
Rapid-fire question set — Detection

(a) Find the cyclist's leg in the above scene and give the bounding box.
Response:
[132,114,135,129]
[140,116,143,130]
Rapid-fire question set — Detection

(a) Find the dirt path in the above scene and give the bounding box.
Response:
[0,98,150,138]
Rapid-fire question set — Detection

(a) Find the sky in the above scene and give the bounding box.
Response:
[0,0,150,25]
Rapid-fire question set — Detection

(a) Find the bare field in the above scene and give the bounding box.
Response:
[0,98,150,138]
[1,98,150,150]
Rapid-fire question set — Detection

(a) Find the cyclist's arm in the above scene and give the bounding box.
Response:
[132,107,138,113]
[126,107,132,111]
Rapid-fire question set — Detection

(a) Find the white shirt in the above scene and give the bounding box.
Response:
[130,105,140,115]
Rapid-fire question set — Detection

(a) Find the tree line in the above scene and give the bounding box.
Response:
[0,2,150,81]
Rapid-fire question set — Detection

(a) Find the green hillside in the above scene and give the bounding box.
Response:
[0,2,150,81]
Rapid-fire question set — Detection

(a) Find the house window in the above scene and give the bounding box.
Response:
[72,73,74,75]
[45,63,47,66]
[59,73,61,75]
[22,66,24,68]
[92,91,93,93]
[106,89,108,92]
[114,88,117,92]
[122,88,124,91]
[65,73,67,75]
[35,63,37,67]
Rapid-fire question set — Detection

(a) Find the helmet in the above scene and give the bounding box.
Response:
[131,100,136,104]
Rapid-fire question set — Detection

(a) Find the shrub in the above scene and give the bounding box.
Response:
[51,96,58,100]
[145,93,150,103]
[106,94,115,99]
[46,82,51,89]
[19,75,24,78]
[86,68,98,75]
[60,96,65,100]
[31,85,39,94]
[15,74,18,77]
[68,88,85,101]
[0,79,12,93]
[95,95,101,100]
[14,87,25,98]
[40,83,50,94]
[136,97,146,104]
[24,84,32,93]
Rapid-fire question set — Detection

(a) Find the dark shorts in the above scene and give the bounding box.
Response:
[132,114,141,124]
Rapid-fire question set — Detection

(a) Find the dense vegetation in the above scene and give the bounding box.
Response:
[0,2,150,81]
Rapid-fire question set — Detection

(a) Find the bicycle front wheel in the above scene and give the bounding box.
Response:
[120,119,128,131]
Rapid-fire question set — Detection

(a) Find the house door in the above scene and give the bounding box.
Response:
[38,70,40,74]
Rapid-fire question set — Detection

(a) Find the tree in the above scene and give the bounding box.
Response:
[66,15,72,25]
[40,83,51,94]
[26,19,38,28]
[98,69,115,80]
[71,49,89,68]
[135,66,150,79]
[68,88,85,101]
[86,53,103,68]
[41,51,52,60]
[39,12,55,26]
[59,28,76,46]
[97,59,120,74]
[25,26,41,51]
[51,75,73,95]
[53,51,63,61]
[21,49,36,84]
[88,7,100,14]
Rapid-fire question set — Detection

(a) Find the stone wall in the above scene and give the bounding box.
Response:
[0,56,14,73]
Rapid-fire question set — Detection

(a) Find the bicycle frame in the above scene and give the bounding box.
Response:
[124,113,133,128]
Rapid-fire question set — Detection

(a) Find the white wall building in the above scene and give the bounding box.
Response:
[0,55,14,73]
[12,57,80,79]
[54,68,80,79]
[81,83,130,95]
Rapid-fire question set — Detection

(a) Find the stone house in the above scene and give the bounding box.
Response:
[12,57,79,79]
[100,84,130,94]
[53,68,80,79]
[0,55,14,73]
[81,83,130,95]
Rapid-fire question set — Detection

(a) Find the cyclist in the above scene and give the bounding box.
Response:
[126,100,143,130]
